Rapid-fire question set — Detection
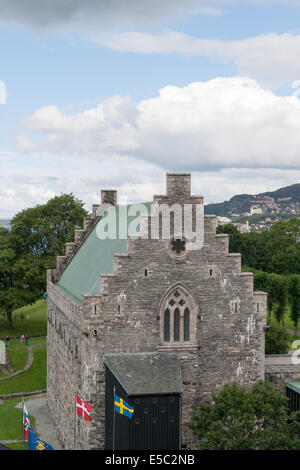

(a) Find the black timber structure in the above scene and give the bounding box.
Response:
[286,382,300,412]
[104,352,182,450]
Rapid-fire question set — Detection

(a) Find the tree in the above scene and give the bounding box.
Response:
[9,193,88,258]
[216,223,243,254]
[0,228,42,328]
[265,324,290,354]
[289,275,300,334]
[190,381,300,450]
[218,218,300,275]
[265,218,300,274]
[0,194,88,329]
[273,275,288,326]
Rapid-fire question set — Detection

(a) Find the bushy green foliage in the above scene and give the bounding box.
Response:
[0,194,87,329]
[191,381,300,450]
[219,220,300,332]
[0,228,40,328]
[288,275,300,334]
[217,218,300,275]
[265,324,290,354]
[10,193,88,258]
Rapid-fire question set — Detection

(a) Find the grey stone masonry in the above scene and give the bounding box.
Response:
[101,190,117,205]
[47,173,267,450]
[265,354,300,389]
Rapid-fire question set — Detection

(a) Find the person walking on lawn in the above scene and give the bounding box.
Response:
[5,336,9,347]
[25,335,29,346]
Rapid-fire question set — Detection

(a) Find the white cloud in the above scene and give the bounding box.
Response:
[15,134,36,153]
[4,76,300,218]
[2,157,300,219]
[21,77,300,171]
[1,1,299,89]
[24,105,104,133]
[90,31,300,89]
[0,184,56,218]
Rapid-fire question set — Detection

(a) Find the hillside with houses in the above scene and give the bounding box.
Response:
[205,183,300,232]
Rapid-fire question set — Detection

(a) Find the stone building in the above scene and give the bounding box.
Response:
[47,173,267,450]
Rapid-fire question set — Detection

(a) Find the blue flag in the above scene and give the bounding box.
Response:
[114,394,134,419]
[28,426,54,450]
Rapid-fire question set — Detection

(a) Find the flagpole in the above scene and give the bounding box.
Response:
[113,386,116,451]
[21,397,24,450]
[74,390,77,450]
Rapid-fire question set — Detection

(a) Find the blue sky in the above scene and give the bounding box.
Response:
[1,1,300,217]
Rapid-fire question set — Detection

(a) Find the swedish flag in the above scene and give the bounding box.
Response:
[114,394,134,419]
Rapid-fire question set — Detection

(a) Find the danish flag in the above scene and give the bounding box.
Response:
[76,395,93,422]
[23,405,30,440]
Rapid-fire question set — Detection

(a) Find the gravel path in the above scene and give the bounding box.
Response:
[16,396,63,450]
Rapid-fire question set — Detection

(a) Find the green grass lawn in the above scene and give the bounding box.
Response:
[0,338,47,395]
[0,347,29,378]
[0,300,47,338]
[0,300,47,449]
[6,346,29,372]
[0,397,36,442]
[6,442,24,450]
[0,338,29,378]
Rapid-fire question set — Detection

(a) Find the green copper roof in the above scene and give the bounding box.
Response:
[286,382,300,394]
[57,203,152,304]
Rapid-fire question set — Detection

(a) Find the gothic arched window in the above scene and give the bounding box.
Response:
[161,286,198,346]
